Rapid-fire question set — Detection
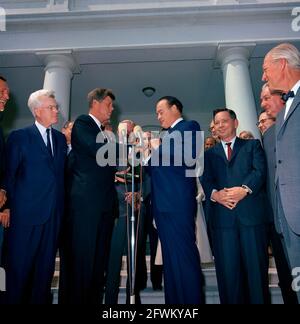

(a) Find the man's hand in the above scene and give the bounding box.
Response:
[0,190,7,209]
[150,138,160,150]
[212,187,248,210]
[125,192,141,211]
[0,209,10,228]
[225,187,248,205]
[212,189,236,210]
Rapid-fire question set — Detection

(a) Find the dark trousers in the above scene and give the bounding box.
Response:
[105,214,147,304]
[143,199,163,290]
[154,209,204,304]
[213,222,270,304]
[276,194,300,303]
[269,222,298,304]
[58,211,114,304]
[5,215,60,304]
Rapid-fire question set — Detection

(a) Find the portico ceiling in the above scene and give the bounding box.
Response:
[0,0,300,132]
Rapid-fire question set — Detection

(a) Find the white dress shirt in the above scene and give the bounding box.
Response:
[89,113,108,142]
[221,136,237,160]
[170,117,183,129]
[35,121,53,155]
[284,79,300,120]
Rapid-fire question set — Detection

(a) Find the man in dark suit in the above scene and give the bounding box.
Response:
[260,83,298,304]
[3,89,67,304]
[59,88,117,304]
[147,96,204,304]
[202,108,269,304]
[0,76,9,265]
[262,43,300,302]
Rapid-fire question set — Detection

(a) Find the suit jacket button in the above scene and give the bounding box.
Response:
[278,160,282,164]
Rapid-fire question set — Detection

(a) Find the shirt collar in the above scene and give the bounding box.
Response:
[221,136,237,149]
[290,80,300,98]
[170,117,183,129]
[89,113,103,131]
[35,120,50,135]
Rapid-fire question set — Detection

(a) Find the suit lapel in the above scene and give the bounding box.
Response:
[31,124,49,155]
[230,137,243,162]
[30,124,55,170]
[214,138,243,164]
[277,88,300,137]
[214,142,227,164]
[52,129,58,158]
[168,119,185,134]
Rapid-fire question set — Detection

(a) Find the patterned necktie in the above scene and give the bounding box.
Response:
[226,142,232,161]
[46,128,53,157]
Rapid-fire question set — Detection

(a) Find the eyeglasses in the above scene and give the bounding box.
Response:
[43,104,59,112]
[256,118,275,126]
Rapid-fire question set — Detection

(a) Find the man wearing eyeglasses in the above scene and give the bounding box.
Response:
[256,111,276,135]
[3,89,67,304]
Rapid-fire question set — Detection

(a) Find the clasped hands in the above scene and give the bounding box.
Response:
[212,187,248,210]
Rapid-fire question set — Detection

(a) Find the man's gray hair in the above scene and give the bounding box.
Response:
[268,43,300,70]
[27,89,55,115]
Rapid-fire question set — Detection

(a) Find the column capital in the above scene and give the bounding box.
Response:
[36,50,80,75]
[216,43,256,69]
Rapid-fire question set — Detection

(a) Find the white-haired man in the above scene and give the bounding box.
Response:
[263,43,300,303]
[3,89,67,304]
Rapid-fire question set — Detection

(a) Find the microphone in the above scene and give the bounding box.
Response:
[118,122,128,136]
[118,122,131,146]
[133,125,143,147]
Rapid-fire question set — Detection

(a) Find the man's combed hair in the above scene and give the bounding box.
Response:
[0,75,7,82]
[157,96,183,114]
[268,43,300,70]
[87,88,115,108]
[213,108,237,120]
[27,89,55,115]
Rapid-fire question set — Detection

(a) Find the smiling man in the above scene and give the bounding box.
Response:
[0,76,9,272]
[202,108,269,304]
[0,76,9,208]
[148,96,204,304]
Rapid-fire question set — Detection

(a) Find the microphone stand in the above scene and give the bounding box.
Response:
[128,145,136,304]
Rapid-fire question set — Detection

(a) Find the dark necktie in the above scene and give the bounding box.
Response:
[226,142,232,161]
[100,124,108,143]
[46,128,53,157]
[281,90,295,103]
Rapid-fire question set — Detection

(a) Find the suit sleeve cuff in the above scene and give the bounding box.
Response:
[242,185,252,195]
[210,189,217,202]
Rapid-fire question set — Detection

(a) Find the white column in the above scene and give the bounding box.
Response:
[37,51,78,130]
[217,45,260,139]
